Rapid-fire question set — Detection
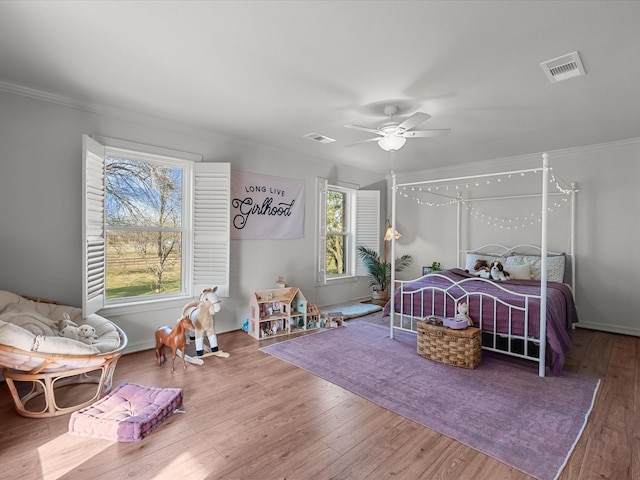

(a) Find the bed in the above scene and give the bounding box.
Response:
[382,255,577,375]
[386,153,578,376]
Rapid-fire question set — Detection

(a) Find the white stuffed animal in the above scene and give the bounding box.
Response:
[490,261,511,281]
[55,312,78,331]
[77,324,98,344]
[59,325,81,341]
[454,302,474,327]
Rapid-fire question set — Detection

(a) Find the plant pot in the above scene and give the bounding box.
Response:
[371,290,390,306]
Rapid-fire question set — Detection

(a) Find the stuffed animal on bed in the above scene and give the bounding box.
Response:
[490,261,511,281]
[454,302,474,327]
[468,259,491,279]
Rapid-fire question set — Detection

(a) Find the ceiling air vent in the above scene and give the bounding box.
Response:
[540,51,586,83]
[302,132,335,144]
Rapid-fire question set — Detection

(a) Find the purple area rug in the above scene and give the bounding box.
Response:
[261,322,599,480]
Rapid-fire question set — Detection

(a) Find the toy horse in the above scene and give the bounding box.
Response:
[155,315,195,372]
[182,287,229,359]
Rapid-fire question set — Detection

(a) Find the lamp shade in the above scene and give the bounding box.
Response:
[378,135,406,152]
[384,224,401,241]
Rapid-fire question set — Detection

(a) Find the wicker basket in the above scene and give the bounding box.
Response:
[417,319,481,369]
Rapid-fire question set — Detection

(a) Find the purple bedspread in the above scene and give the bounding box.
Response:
[382,269,578,375]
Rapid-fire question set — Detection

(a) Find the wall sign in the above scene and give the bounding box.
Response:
[231,170,305,239]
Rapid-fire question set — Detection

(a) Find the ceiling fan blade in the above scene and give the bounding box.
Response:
[345,137,382,147]
[344,124,383,135]
[397,112,431,131]
[401,129,452,138]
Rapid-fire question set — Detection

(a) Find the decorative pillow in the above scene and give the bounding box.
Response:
[504,263,531,280]
[0,310,59,336]
[68,382,184,442]
[34,335,100,355]
[0,320,39,352]
[464,253,508,272]
[0,319,100,355]
[505,254,565,283]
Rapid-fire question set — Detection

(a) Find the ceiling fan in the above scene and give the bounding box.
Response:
[345,105,451,151]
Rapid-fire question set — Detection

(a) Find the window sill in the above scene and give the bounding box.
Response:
[319,275,359,287]
[100,295,196,317]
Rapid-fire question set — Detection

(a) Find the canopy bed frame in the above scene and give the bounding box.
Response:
[388,153,578,377]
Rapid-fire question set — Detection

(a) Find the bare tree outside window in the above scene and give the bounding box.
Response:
[105,156,183,299]
[326,189,347,275]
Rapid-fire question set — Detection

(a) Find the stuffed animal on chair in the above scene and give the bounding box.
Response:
[55,312,78,331]
[490,261,511,281]
[59,324,81,341]
[77,324,98,344]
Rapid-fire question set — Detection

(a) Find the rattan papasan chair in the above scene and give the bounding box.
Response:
[0,290,127,418]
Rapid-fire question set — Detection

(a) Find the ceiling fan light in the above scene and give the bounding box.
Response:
[378,135,406,152]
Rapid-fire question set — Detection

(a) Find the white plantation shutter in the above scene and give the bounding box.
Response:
[316,177,328,285]
[355,190,380,277]
[83,135,231,309]
[193,162,231,297]
[82,135,106,316]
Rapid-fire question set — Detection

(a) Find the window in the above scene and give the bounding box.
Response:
[82,135,230,316]
[326,187,349,275]
[104,153,185,300]
[316,178,379,284]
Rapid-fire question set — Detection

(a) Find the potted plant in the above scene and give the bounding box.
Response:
[357,245,412,305]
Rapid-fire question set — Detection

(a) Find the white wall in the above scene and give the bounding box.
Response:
[390,140,640,336]
[0,92,386,352]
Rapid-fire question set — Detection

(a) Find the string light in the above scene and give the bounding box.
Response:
[464,197,569,230]
[397,168,574,229]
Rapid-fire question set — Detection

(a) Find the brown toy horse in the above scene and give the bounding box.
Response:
[155,316,195,372]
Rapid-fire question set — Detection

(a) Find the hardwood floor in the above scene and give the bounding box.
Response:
[0,313,637,480]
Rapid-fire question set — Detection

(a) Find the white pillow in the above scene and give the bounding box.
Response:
[0,319,100,355]
[0,310,59,336]
[0,320,38,351]
[505,263,531,280]
[34,335,100,355]
[505,254,565,283]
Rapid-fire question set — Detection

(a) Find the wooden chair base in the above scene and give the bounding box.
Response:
[3,355,121,418]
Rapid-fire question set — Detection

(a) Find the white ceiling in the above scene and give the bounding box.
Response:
[1,1,639,175]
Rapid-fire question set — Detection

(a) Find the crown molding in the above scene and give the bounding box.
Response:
[0,80,91,111]
[0,80,238,144]
[391,136,640,184]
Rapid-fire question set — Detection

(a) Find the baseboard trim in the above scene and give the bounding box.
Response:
[576,322,640,337]
[124,340,155,354]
